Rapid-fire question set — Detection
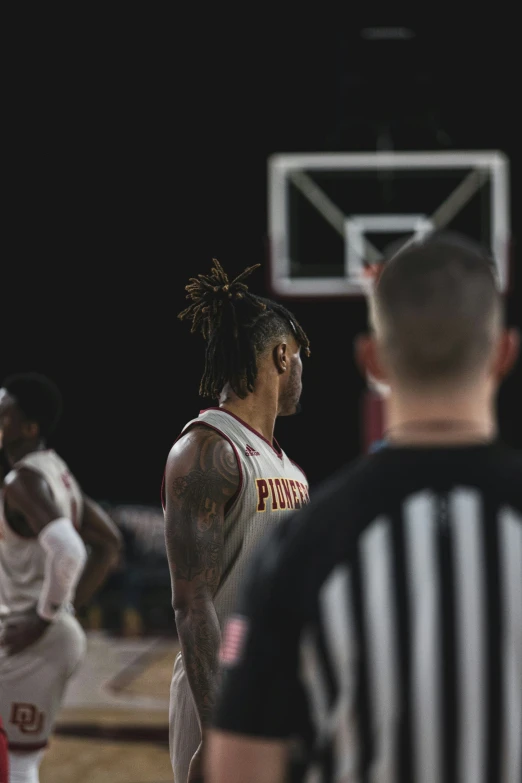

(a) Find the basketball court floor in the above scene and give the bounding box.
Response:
[39,631,178,782]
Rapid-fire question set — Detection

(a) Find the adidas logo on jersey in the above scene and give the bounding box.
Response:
[245,444,260,457]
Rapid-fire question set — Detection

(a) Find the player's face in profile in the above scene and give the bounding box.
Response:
[279,345,303,416]
[0,391,25,451]
[0,389,12,450]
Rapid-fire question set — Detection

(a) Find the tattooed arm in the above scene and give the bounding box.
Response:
[164,426,239,741]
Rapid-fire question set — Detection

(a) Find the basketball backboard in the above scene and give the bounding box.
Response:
[267,151,511,298]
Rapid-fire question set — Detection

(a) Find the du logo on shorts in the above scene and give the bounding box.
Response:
[10,703,45,735]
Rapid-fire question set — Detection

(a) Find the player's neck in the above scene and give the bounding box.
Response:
[385,383,496,445]
[218,385,278,444]
[5,439,47,467]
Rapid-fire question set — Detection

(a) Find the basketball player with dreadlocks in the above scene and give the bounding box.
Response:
[0,372,122,783]
[162,260,311,782]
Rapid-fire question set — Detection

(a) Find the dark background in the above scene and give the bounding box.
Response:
[4,15,521,506]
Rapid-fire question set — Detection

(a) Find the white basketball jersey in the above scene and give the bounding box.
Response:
[0,450,84,615]
[178,408,310,628]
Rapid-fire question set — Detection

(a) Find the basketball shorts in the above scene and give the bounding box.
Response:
[169,651,201,783]
[0,611,86,751]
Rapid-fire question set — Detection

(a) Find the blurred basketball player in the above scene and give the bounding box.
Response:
[162,260,311,782]
[0,373,122,783]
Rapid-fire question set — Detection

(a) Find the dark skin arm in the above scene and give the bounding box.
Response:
[1,468,67,654]
[0,470,122,654]
[73,496,123,611]
[164,426,239,783]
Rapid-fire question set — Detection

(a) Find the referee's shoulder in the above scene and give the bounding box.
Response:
[489,442,522,471]
[269,441,522,574]
[263,453,385,568]
[303,453,382,520]
[480,442,522,510]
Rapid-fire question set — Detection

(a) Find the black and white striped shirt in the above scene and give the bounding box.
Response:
[214,442,522,783]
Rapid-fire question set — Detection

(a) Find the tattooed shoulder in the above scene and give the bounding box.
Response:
[164,427,239,585]
[168,426,239,502]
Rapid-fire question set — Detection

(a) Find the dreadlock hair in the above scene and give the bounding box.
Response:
[178,259,311,399]
[3,372,63,438]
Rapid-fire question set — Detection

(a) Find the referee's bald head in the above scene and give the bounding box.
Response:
[365,232,517,389]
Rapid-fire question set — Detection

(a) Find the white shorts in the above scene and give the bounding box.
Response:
[0,611,86,751]
[169,651,201,783]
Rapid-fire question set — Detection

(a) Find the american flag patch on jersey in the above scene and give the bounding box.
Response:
[219,614,249,666]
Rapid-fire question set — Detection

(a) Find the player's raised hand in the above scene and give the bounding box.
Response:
[0,607,50,655]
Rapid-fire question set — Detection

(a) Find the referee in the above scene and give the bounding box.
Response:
[207,232,522,783]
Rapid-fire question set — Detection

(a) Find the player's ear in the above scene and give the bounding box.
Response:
[492,327,519,381]
[273,342,288,374]
[22,420,39,439]
[354,333,388,385]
